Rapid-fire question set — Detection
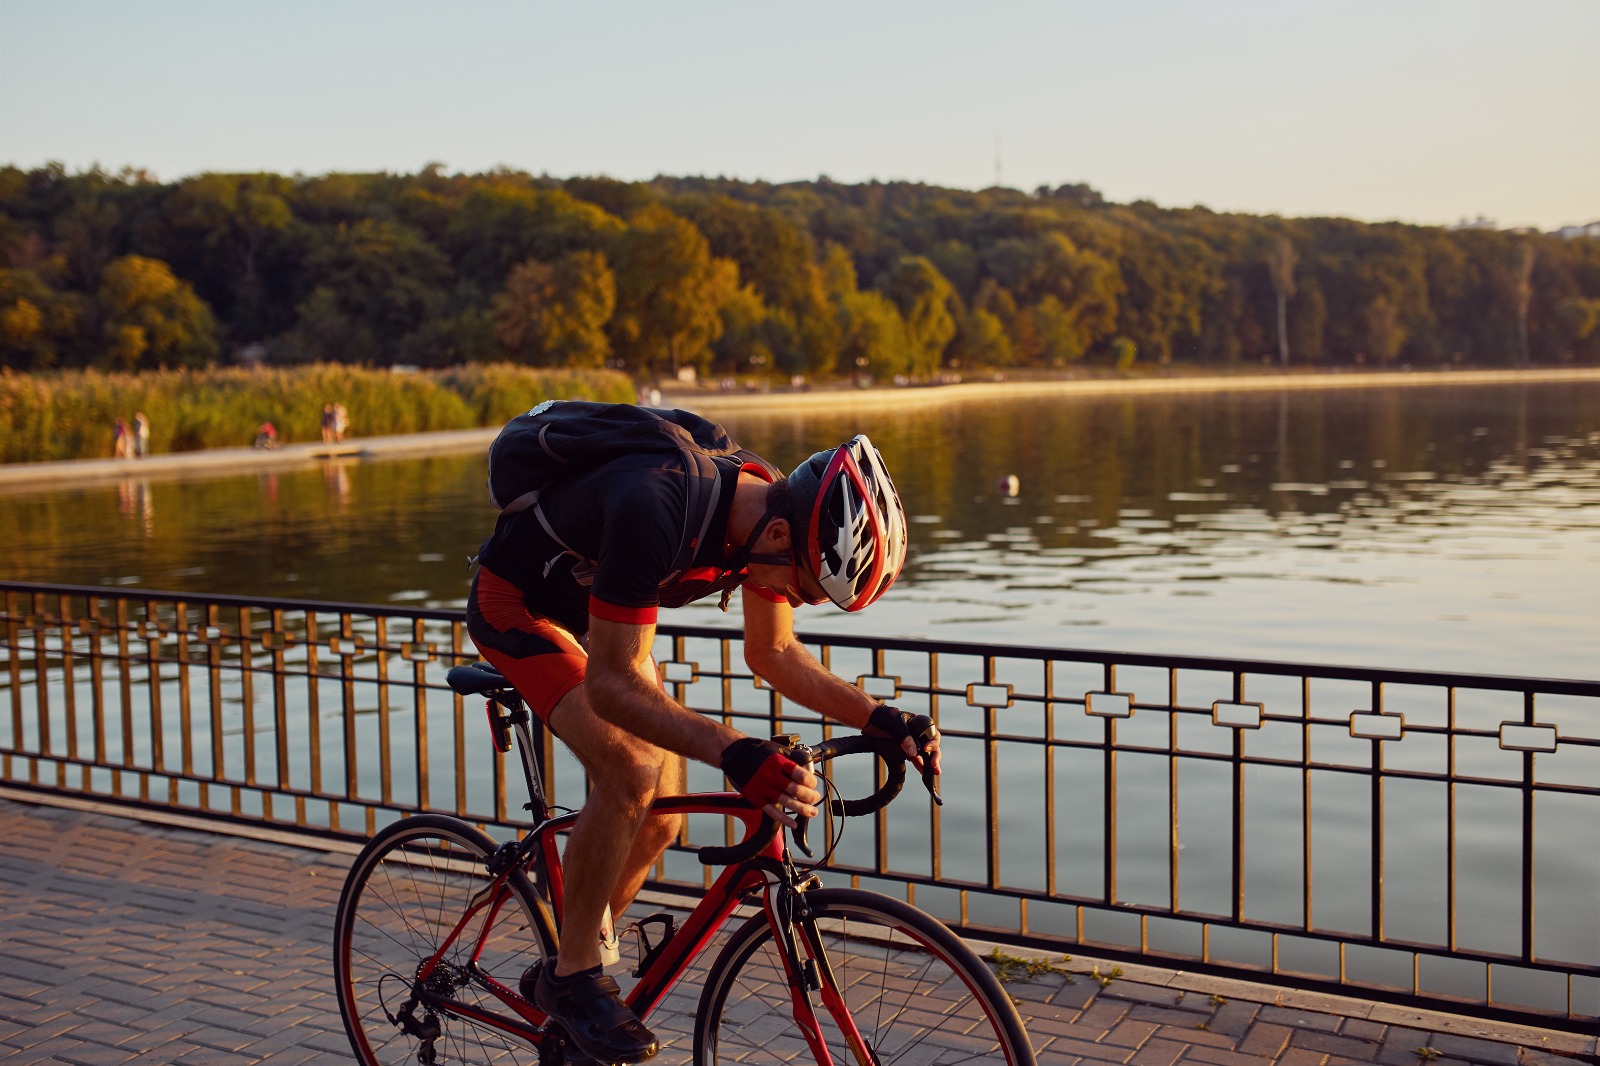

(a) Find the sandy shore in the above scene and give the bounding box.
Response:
[672,364,1600,413]
[4,366,1597,489]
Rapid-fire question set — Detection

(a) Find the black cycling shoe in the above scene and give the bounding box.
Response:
[532,963,658,1065]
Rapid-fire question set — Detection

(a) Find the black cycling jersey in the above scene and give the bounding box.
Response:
[475,448,780,635]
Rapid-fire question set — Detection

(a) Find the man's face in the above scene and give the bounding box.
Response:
[746,519,830,608]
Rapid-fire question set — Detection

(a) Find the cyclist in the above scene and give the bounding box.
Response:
[466,410,939,1064]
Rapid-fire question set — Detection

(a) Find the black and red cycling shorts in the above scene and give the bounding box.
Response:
[466,567,588,725]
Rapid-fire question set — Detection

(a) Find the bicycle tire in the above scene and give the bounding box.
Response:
[333,813,552,1065]
[692,887,1036,1065]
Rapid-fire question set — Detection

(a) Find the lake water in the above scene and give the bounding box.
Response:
[4,376,1598,1015]
[4,378,1597,680]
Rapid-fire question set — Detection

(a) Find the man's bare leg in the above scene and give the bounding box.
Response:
[608,755,684,920]
[546,684,671,976]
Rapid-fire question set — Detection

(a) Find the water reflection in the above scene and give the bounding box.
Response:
[1,381,1596,677]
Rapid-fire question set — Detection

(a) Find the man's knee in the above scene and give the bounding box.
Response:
[638,809,684,852]
[588,743,669,819]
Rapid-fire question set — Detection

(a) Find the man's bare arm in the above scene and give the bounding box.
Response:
[586,613,820,818]
[740,590,942,776]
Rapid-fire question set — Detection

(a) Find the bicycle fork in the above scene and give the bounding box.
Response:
[766,875,881,1066]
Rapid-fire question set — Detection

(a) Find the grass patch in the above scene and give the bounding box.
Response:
[985,948,1074,984]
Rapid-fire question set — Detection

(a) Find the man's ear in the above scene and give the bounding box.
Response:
[765,517,793,550]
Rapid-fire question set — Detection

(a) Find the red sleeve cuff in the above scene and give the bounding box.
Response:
[590,598,659,626]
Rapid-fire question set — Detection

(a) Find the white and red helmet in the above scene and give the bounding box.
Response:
[786,435,908,612]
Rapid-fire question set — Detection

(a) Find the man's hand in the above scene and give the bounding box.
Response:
[865,705,942,778]
[719,738,820,827]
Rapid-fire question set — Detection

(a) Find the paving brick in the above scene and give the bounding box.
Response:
[1129,1003,1212,1027]
[1276,1049,1332,1065]
[1077,997,1134,1033]
[1035,1047,1089,1066]
[1125,1036,1187,1065]
[1339,1016,1388,1042]
[1377,1025,1439,1064]
[53,1044,140,1066]
[1152,1023,1237,1049]
[1290,1028,1381,1059]
[1262,1003,1344,1032]
[1428,1031,1521,1065]
[1102,1018,1159,1048]
[1207,998,1262,1036]
[1036,1035,1135,1062]
[1102,981,1191,1010]
[1184,1046,1285,1066]
[1026,1014,1130,1044]
[1236,1020,1293,1057]
[1047,977,1101,1010]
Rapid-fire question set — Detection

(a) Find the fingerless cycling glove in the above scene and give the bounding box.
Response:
[865,705,937,753]
[719,737,799,809]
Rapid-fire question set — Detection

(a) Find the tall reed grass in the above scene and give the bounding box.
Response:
[0,365,634,463]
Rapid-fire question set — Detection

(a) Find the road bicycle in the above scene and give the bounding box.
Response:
[333,661,1037,1065]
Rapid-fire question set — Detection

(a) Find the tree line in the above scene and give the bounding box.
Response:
[3,163,1598,379]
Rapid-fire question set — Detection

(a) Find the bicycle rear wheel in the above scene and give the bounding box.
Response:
[693,887,1036,1065]
[333,813,551,1065]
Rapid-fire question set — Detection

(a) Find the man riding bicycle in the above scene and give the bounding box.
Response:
[466,402,941,1064]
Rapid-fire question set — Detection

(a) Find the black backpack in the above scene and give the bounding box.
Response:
[485,399,747,582]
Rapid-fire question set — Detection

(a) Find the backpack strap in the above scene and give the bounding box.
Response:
[676,451,725,581]
[501,489,543,516]
[524,450,729,590]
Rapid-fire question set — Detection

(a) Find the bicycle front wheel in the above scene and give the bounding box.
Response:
[693,887,1036,1065]
[333,813,551,1065]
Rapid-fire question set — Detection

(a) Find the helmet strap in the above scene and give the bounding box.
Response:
[729,505,787,572]
[745,551,793,566]
[721,508,791,610]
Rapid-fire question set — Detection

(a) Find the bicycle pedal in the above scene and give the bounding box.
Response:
[537,1023,601,1066]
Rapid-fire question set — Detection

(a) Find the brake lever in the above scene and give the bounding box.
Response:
[790,740,817,859]
[792,812,816,859]
[920,760,943,806]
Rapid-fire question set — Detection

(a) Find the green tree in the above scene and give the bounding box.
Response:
[607,205,732,377]
[493,250,616,367]
[711,283,775,377]
[161,173,294,339]
[291,219,451,363]
[982,232,1120,361]
[1362,293,1406,367]
[877,255,956,376]
[0,268,83,369]
[95,255,219,369]
[1034,296,1089,365]
[446,182,623,295]
[836,289,911,381]
[950,307,1013,369]
[1551,296,1600,362]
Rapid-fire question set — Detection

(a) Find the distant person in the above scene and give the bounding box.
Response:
[333,402,349,442]
[132,412,150,458]
[112,418,130,459]
[321,404,336,444]
[254,422,278,450]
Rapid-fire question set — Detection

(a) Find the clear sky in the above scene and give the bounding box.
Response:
[2,0,1595,231]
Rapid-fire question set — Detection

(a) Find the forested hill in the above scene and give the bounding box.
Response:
[3,164,1597,378]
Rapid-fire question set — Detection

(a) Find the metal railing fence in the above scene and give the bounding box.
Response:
[3,581,1597,1031]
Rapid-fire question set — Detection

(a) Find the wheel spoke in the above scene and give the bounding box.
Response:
[694,889,1035,1065]
[334,816,551,1065]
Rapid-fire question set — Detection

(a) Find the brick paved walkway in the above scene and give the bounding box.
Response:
[1,795,1593,1066]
